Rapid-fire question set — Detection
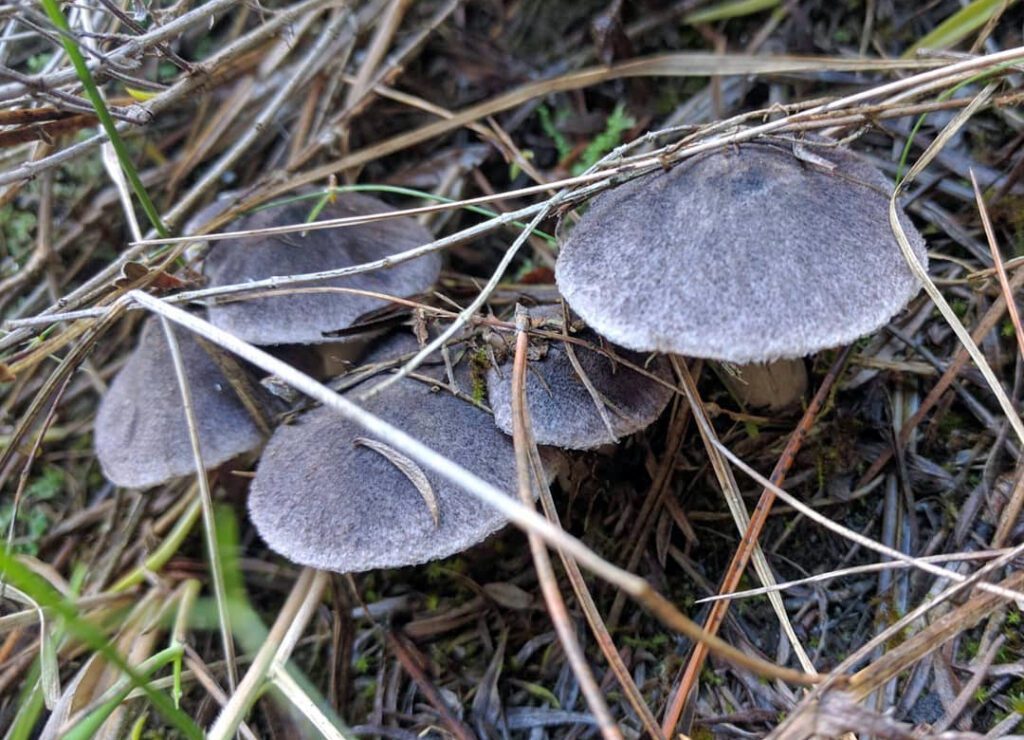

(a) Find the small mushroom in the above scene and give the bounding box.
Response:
[95,318,269,489]
[248,332,548,573]
[555,139,927,406]
[204,193,441,346]
[487,304,673,449]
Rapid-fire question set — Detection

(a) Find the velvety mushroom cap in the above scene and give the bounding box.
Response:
[487,305,673,449]
[94,319,266,488]
[555,140,928,363]
[248,370,531,573]
[204,193,441,345]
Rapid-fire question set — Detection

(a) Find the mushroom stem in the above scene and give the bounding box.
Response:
[718,357,808,411]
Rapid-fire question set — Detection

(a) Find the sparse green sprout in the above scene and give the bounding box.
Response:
[538,104,572,162]
[572,103,635,175]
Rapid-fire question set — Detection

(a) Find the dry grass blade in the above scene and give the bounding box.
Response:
[970,169,1024,360]
[525,447,666,736]
[774,523,1024,735]
[353,437,440,527]
[158,317,238,693]
[508,306,622,739]
[382,631,475,740]
[208,568,329,739]
[888,82,1024,445]
[283,52,947,190]
[661,351,849,734]
[99,143,141,242]
[168,6,349,222]
[358,192,557,401]
[847,569,1024,700]
[931,634,1006,734]
[10,11,1024,732]
[696,548,1014,602]
[857,265,1024,488]
[343,0,412,107]
[0,583,60,709]
[560,333,620,445]
[267,670,353,740]
[4,49,1021,361]
[713,441,1024,602]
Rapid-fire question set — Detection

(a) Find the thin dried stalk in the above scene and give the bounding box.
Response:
[358,192,557,400]
[158,317,238,693]
[662,354,838,734]
[713,442,1024,603]
[857,265,1024,488]
[509,306,622,740]
[887,82,1024,444]
[971,169,1024,360]
[697,548,1013,602]
[847,571,1024,700]
[208,569,329,740]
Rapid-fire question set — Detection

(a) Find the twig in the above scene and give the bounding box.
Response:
[158,317,238,693]
[357,195,559,400]
[208,568,329,739]
[662,351,846,734]
[510,306,622,740]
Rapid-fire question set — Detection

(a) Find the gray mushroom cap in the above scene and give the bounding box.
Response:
[94,319,266,489]
[249,382,528,574]
[204,193,441,345]
[555,140,928,363]
[487,305,673,449]
[248,334,545,573]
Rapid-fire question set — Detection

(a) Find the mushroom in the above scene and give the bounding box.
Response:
[203,193,441,346]
[95,318,271,489]
[248,330,550,573]
[487,304,673,449]
[554,138,927,406]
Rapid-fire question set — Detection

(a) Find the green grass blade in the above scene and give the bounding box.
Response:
[37,0,169,238]
[904,0,1013,57]
[111,495,201,592]
[0,553,202,739]
[62,645,185,740]
[6,662,45,740]
[684,0,781,24]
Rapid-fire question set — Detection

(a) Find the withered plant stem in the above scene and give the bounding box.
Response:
[662,346,852,735]
[511,307,624,740]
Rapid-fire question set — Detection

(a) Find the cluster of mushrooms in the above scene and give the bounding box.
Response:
[95,137,927,574]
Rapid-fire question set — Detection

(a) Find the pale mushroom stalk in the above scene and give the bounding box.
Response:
[718,357,808,411]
